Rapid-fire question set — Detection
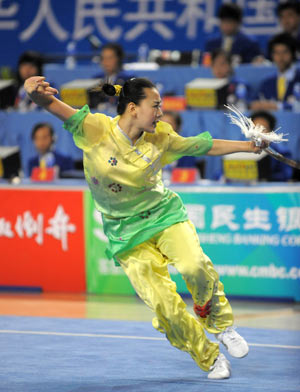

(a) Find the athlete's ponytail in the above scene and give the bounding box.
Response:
[101,78,156,115]
[101,83,122,97]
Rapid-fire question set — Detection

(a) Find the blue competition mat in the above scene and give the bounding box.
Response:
[0,316,299,392]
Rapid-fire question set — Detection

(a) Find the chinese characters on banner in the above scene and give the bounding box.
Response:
[180,191,300,300]
[1,187,299,299]
[0,189,86,292]
[0,0,281,67]
[84,188,300,300]
[1,205,76,250]
[186,204,300,233]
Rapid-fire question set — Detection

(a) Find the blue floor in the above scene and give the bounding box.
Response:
[0,316,299,392]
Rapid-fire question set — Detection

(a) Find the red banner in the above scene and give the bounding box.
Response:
[0,188,86,292]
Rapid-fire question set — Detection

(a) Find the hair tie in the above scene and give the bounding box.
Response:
[114,85,122,96]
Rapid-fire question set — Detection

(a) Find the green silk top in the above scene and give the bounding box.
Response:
[64,105,213,261]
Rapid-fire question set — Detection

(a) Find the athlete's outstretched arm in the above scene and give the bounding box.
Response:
[24,76,77,122]
[207,139,265,156]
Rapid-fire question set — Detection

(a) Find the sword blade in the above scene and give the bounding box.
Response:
[264,147,300,170]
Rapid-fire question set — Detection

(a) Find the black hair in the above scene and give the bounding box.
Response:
[211,48,232,65]
[277,1,300,16]
[102,77,156,115]
[17,51,44,85]
[100,42,124,69]
[18,51,43,73]
[218,4,243,23]
[31,122,55,140]
[268,32,297,61]
[162,111,182,133]
[251,111,276,132]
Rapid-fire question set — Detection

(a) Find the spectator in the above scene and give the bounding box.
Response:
[250,110,293,181]
[277,0,300,37]
[204,3,262,64]
[14,51,44,111]
[93,43,135,110]
[210,49,251,111]
[161,111,205,179]
[215,111,292,182]
[251,33,300,111]
[277,1,300,57]
[94,43,134,84]
[28,122,74,177]
[161,111,182,135]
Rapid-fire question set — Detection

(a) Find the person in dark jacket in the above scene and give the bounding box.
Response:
[251,110,293,181]
[28,122,74,177]
[13,51,44,111]
[204,3,262,65]
[94,43,134,84]
[277,1,300,58]
[93,43,135,109]
[251,33,300,111]
[210,49,251,111]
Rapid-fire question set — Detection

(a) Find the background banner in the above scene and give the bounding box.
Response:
[0,188,86,292]
[1,0,281,69]
[84,190,135,295]
[1,185,299,300]
[178,188,300,301]
[84,187,300,301]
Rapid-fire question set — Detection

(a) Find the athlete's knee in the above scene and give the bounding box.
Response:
[180,260,209,281]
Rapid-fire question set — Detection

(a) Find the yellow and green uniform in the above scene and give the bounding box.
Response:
[64,105,234,371]
[64,105,212,261]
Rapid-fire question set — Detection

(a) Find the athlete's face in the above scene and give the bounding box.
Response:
[134,88,163,133]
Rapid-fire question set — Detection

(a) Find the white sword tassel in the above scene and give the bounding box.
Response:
[224,105,300,170]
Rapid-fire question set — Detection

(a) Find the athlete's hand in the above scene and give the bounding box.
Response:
[250,140,269,154]
[24,76,58,96]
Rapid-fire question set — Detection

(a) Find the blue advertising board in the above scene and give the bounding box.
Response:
[172,186,300,301]
[83,184,300,301]
[1,0,281,69]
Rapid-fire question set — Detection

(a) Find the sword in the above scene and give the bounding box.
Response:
[224,104,300,171]
[264,146,300,170]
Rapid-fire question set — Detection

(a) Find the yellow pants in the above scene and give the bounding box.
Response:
[117,220,234,371]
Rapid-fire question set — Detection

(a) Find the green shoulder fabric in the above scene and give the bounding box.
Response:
[196,131,213,153]
[63,104,90,134]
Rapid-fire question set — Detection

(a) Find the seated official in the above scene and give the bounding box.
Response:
[210,49,251,111]
[251,111,293,181]
[93,43,135,110]
[217,111,293,182]
[11,51,44,111]
[9,51,58,112]
[277,1,300,59]
[93,43,134,84]
[28,122,74,177]
[204,3,262,65]
[251,33,300,112]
